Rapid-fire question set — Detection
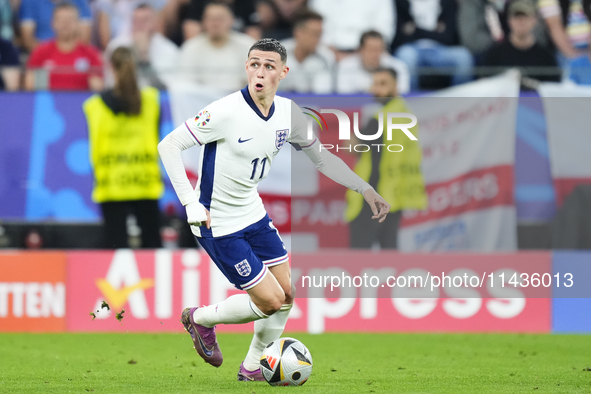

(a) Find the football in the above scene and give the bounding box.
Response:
[260,337,313,386]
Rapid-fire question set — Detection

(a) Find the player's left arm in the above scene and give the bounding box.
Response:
[289,103,390,222]
[304,144,390,222]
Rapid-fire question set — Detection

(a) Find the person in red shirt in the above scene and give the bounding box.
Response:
[25,2,103,91]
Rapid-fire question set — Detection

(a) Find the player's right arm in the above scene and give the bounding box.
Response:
[158,106,225,227]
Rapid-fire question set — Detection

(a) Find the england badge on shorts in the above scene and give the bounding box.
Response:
[235,259,252,277]
[275,129,288,150]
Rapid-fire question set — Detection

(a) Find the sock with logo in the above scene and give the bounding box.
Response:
[243,303,292,371]
[193,294,268,328]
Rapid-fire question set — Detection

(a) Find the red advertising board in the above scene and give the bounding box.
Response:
[289,251,552,333]
[65,249,551,334]
[68,250,211,331]
[0,251,67,332]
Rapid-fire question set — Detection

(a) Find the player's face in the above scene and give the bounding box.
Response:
[246,50,289,98]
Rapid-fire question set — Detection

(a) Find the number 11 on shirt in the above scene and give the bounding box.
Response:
[250,157,267,180]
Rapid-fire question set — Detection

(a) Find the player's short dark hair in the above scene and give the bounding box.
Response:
[360,30,384,47]
[248,38,287,63]
[373,66,398,80]
[293,9,323,29]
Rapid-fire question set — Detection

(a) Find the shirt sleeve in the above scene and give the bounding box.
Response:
[289,101,372,195]
[538,0,561,19]
[287,101,318,149]
[183,101,228,146]
[18,0,35,22]
[158,123,200,206]
[26,46,44,68]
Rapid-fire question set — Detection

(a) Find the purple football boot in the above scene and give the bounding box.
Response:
[180,307,223,367]
[237,362,265,382]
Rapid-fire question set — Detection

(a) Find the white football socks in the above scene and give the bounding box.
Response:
[243,303,292,371]
[193,294,268,328]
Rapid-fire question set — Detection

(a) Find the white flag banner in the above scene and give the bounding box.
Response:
[398,71,520,252]
[537,82,591,205]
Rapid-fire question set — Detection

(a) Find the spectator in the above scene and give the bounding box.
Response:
[484,0,560,82]
[345,67,427,249]
[538,0,590,61]
[84,46,164,249]
[95,0,166,50]
[279,9,335,94]
[458,0,550,61]
[393,0,473,90]
[25,2,103,91]
[178,1,254,91]
[255,0,307,41]
[0,37,19,90]
[19,0,92,52]
[309,0,394,59]
[0,0,17,41]
[158,0,192,45]
[105,3,179,89]
[181,0,260,41]
[337,30,410,95]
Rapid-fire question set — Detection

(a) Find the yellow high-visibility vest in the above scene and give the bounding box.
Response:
[84,87,164,203]
[345,97,428,222]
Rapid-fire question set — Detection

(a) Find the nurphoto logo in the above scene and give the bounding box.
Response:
[303,107,418,153]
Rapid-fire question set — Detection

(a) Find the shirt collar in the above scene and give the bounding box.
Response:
[240,85,275,121]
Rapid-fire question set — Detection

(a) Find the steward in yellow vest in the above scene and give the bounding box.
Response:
[84,47,163,249]
[345,68,427,248]
[84,86,164,203]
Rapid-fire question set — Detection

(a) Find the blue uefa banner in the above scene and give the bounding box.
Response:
[0,91,177,222]
[552,251,591,333]
[0,93,36,219]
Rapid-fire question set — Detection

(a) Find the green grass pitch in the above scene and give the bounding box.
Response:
[1,332,590,393]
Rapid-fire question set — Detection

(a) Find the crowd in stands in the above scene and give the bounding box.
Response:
[1,0,591,93]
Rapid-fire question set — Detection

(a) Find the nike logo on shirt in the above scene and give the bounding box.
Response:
[238,137,253,143]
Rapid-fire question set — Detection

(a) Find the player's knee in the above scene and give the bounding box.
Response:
[262,298,283,316]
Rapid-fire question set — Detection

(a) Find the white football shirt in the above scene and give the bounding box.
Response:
[183,87,316,237]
